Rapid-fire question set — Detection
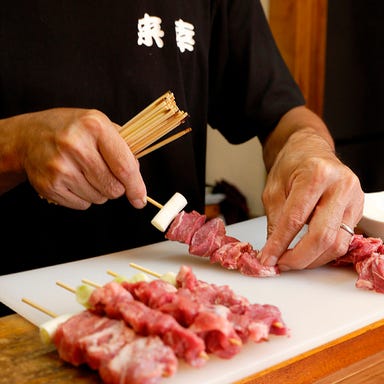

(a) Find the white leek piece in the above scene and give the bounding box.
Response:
[151,192,187,232]
[39,313,74,344]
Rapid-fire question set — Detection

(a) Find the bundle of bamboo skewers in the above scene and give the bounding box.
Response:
[119,91,190,158]
[115,90,191,223]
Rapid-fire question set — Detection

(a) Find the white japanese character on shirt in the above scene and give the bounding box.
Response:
[175,18,195,52]
[137,13,164,48]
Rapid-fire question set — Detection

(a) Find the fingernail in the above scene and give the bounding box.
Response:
[131,197,147,209]
[257,250,273,265]
[264,255,278,266]
[278,264,290,272]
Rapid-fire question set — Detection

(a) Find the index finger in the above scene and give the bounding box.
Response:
[259,182,323,266]
[99,126,147,209]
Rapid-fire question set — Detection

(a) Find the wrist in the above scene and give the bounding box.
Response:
[0,115,29,194]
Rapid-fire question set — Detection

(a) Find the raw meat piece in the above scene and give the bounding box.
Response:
[165,210,279,277]
[333,234,384,293]
[189,217,227,257]
[88,281,207,367]
[165,210,206,244]
[122,279,242,359]
[99,336,177,384]
[175,265,289,341]
[53,310,178,384]
[211,241,279,277]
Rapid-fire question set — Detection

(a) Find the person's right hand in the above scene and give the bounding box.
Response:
[1,108,147,210]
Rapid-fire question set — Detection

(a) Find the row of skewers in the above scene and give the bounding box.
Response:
[23,263,288,384]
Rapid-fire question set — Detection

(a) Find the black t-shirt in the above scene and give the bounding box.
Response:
[0,0,305,273]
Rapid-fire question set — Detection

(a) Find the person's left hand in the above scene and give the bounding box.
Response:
[258,113,364,271]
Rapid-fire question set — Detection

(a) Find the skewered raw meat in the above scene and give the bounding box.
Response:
[38,265,289,384]
[166,210,384,294]
[175,265,288,340]
[121,267,288,349]
[333,234,384,293]
[53,310,178,384]
[166,211,279,277]
[87,280,207,367]
[121,278,243,359]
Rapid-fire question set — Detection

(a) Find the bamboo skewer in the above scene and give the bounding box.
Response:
[136,127,191,159]
[119,92,176,135]
[129,114,187,154]
[81,278,101,289]
[123,108,179,144]
[146,197,163,209]
[119,91,189,156]
[115,92,191,214]
[21,297,57,318]
[129,262,162,278]
[56,281,76,293]
[107,270,119,278]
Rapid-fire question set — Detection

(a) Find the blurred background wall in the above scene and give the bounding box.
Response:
[205,0,269,218]
[323,0,384,193]
[206,0,383,221]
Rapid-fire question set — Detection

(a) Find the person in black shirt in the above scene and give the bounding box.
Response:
[0,2,363,278]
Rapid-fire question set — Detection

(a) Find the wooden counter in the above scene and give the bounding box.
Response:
[1,313,384,384]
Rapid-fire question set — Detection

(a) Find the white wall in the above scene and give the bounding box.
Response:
[205,128,266,217]
[205,0,269,218]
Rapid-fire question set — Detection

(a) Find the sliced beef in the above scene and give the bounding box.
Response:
[211,241,279,277]
[89,281,207,367]
[165,210,206,244]
[189,217,226,257]
[333,234,384,293]
[53,310,178,384]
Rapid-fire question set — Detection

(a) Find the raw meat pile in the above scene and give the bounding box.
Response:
[165,211,279,277]
[333,234,384,293]
[52,265,288,384]
[165,210,384,294]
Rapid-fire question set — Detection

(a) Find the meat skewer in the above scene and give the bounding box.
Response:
[163,209,384,290]
[332,234,384,293]
[145,191,279,278]
[124,92,279,277]
[174,265,288,341]
[23,264,290,383]
[21,298,178,384]
[117,276,243,359]
[164,210,279,277]
[60,278,208,367]
[77,274,243,359]
[112,264,289,343]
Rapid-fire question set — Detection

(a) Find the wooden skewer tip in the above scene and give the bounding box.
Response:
[81,278,102,289]
[129,262,162,278]
[106,269,119,277]
[21,297,58,318]
[56,281,76,293]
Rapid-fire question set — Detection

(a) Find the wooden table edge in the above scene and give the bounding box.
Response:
[235,318,384,384]
[2,314,384,384]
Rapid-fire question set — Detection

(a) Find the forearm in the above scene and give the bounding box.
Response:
[263,106,335,171]
[0,114,28,194]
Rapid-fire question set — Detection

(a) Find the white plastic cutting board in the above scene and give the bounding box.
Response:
[1,216,384,384]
